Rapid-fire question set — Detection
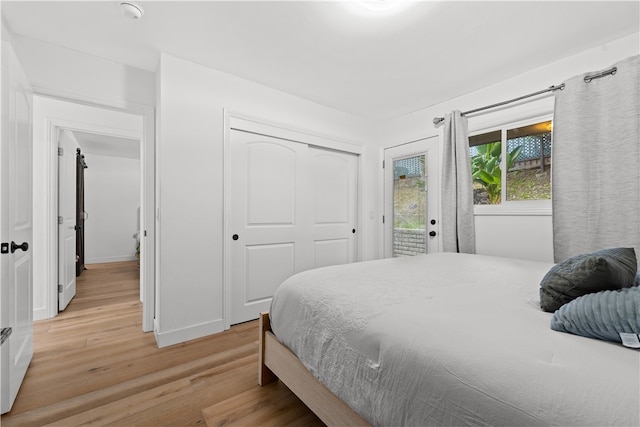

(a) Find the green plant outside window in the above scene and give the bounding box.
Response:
[470,120,552,205]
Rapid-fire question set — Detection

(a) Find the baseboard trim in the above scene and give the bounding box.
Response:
[85,255,137,264]
[153,319,225,348]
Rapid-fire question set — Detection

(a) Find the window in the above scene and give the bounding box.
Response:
[469,120,552,205]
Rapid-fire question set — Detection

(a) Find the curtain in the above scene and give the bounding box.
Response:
[552,55,640,263]
[441,110,476,253]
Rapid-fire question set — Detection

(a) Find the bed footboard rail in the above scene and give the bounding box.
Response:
[258,312,371,426]
[258,312,277,386]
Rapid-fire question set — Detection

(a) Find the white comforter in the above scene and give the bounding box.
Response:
[270,253,640,426]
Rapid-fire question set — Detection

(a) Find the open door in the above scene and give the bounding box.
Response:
[58,130,77,311]
[1,41,34,414]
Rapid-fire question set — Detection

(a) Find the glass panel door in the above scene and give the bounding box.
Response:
[384,137,439,258]
[392,155,426,257]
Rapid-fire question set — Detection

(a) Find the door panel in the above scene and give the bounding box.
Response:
[14,97,31,227]
[229,130,307,325]
[312,155,349,223]
[247,142,297,225]
[245,243,295,302]
[12,256,31,360]
[308,147,357,268]
[313,239,349,269]
[1,42,33,414]
[384,137,440,258]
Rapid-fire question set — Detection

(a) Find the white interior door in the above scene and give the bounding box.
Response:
[57,130,77,311]
[1,42,34,414]
[308,147,358,268]
[229,130,308,325]
[384,137,440,258]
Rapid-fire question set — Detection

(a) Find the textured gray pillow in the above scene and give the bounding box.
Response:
[540,247,637,312]
[550,287,640,345]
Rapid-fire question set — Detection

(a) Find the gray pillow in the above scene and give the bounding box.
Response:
[550,286,640,345]
[540,247,637,312]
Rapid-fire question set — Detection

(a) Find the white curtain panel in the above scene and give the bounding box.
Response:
[552,55,640,263]
[441,110,476,254]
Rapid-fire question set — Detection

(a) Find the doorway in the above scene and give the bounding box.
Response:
[384,137,440,258]
[57,128,142,312]
[32,95,155,332]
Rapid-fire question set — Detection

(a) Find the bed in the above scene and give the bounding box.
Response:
[258,252,640,426]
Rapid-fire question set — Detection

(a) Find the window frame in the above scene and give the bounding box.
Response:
[469,113,553,217]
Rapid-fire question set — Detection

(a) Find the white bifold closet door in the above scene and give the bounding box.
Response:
[229,130,357,325]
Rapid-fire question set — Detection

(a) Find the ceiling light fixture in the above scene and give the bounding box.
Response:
[359,0,406,12]
[120,1,144,20]
[343,0,413,18]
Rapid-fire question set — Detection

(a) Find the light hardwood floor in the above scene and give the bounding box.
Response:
[1,261,324,426]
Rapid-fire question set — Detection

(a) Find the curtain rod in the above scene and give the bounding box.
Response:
[432,84,565,125]
[583,66,617,83]
[433,65,619,125]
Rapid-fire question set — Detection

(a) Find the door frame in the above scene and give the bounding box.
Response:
[383,137,440,258]
[222,110,363,330]
[34,96,156,332]
[57,129,78,312]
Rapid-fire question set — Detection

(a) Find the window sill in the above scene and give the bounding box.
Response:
[473,202,551,216]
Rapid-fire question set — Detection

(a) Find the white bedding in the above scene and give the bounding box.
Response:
[270,253,640,426]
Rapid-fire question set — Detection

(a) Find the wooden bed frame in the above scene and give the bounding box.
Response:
[258,312,371,426]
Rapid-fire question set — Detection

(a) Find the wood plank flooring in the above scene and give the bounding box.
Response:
[1,261,324,426]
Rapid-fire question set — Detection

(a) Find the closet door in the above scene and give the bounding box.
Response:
[229,130,308,325]
[308,147,358,268]
[228,131,359,325]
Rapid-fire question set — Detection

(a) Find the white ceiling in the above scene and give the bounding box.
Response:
[2,1,639,121]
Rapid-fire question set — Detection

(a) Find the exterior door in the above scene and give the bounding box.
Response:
[58,130,77,311]
[308,147,358,268]
[1,42,34,414]
[229,130,308,325]
[384,137,440,258]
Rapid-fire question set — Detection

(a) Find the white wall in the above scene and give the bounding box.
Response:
[155,53,378,347]
[10,35,155,109]
[379,32,640,263]
[84,153,140,264]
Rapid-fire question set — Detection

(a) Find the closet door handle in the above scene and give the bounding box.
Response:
[232,234,239,241]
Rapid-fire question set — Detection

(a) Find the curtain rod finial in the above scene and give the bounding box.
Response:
[433,117,444,125]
